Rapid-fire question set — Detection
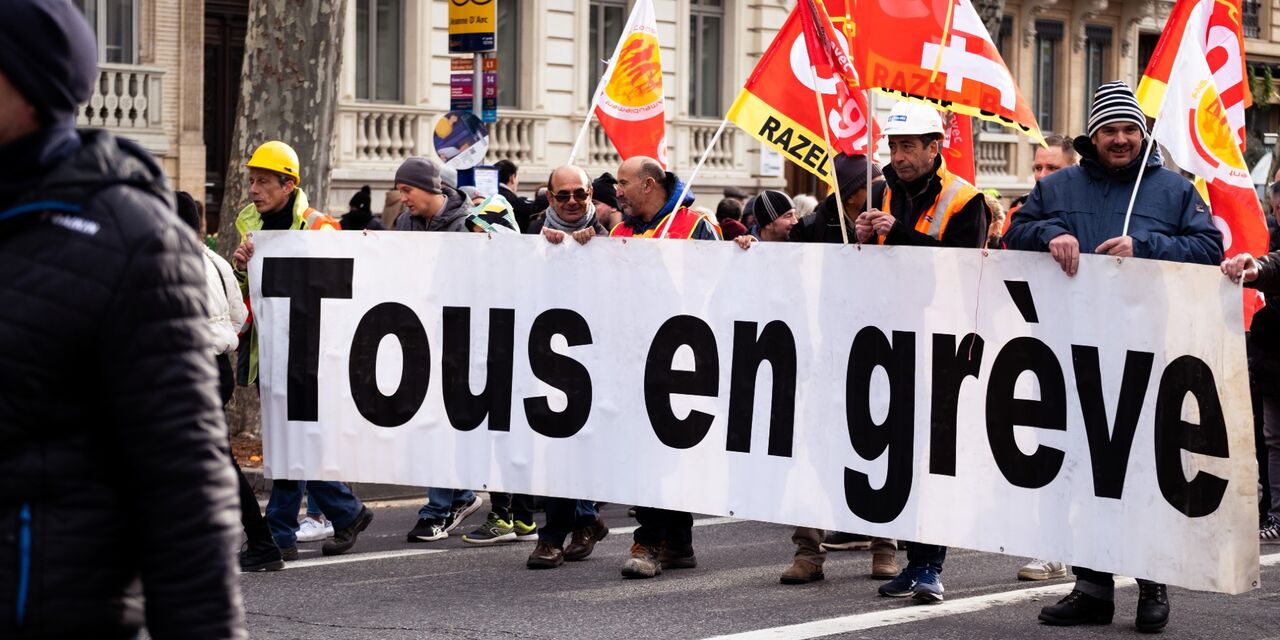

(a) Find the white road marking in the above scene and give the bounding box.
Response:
[609,516,740,536]
[703,552,1280,640]
[284,548,447,569]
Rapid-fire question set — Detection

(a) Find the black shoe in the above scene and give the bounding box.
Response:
[278,545,299,562]
[406,517,448,542]
[1038,590,1114,626]
[1135,582,1169,633]
[239,540,285,572]
[322,506,374,556]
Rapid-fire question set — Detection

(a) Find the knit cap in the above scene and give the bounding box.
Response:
[753,190,795,230]
[1086,81,1148,138]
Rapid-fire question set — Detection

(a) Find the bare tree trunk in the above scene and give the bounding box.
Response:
[216,0,347,437]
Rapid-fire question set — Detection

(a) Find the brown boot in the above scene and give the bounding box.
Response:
[564,517,609,561]
[658,541,697,569]
[621,543,662,578]
[871,552,899,579]
[780,558,825,584]
[526,540,564,569]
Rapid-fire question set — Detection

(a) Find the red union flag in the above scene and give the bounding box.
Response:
[941,112,975,184]
[1139,0,1268,327]
[726,0,876,184]
[594,0,667,167]
[853,0,1042,142]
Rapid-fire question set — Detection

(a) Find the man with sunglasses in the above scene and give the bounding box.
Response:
[528,165,608,244]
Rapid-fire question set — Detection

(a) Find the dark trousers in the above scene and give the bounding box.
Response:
[1073,566,1160,600]
[633,507,693,547]
[539,499,599,546]
[218,353,273,546]
[905,542,946,572]
[489,492,535,523]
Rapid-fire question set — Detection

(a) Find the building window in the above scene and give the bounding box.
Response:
[589,0,628,105]
[496,1,520,108]
[76,0,136,64]
[1137,32,1160,75]
[983,15,1014,133]
[355,0,402,102]
[1083,26,1112,115]
[1244,0,1261,39]
[1034,20,1063,135]
[689,0,724,118]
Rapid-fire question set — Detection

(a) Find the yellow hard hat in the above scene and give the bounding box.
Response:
[246,140,301,182]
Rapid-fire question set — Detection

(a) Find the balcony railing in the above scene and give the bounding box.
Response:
[77,63,167,154]
[337,103,548,169]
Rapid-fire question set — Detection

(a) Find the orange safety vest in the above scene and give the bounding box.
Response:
[879,164,980,244]
[303,208,341,231]
[610,207,721,239]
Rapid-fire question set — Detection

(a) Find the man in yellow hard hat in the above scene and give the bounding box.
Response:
[228,141,374,564]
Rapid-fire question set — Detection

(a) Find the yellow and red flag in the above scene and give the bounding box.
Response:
[1138,0,1268,327]
[941,112,976,184]
[852,0,1042,143]
[726,0,876,184]
[594,0,667,167]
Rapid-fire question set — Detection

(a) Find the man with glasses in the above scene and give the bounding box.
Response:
[527,165,608,243]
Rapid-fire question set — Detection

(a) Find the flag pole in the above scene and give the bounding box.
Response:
[671,116,730,217]
[567,4,638,166]
[1120,137,1157,238]
[866,89,874,217]
[809,64,849,245]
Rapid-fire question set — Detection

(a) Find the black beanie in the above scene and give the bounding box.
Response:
[753,190,795,230]
[834,154,882,199]
[349,185,372,213]
[0,0,98,124]
[175,191,201,234]
[592,172,620,210]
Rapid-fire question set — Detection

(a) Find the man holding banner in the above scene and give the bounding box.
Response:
[1005,81,1224,632]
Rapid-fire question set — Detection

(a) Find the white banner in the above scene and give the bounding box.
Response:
[248,231,1258,594]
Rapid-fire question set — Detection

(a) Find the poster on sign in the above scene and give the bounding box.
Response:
[248,232,1258,594]
[433,111,489,170]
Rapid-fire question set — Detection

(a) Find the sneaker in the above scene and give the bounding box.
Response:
[443,495,483,534]
[1018,559,1068,581]
[912,567,944,603]
[878,566,921,597]
[871,552,899,579]
[512,519,539,541]
[1038,589,1115,626]
[658,542,697,569]
[322,506,374,556]
[278,545,299,562]
[296,516,334,543]
[462,513,517,545]
[1261,517,1280,544]
[1135,582,1170,633]
[780,559,825,584]
[406,518,448,542]
[821,532,871,551]
[239,540,285,572]
[526,540,565,569]
[621,543,662,579]
[564,518,609,561]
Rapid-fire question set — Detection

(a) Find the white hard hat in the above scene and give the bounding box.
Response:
[881,101,945,137]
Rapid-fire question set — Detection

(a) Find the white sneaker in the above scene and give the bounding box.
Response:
[296,516,334,542]
[1017,559,1067,581]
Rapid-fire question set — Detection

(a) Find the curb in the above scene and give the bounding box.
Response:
[239,467,427,502]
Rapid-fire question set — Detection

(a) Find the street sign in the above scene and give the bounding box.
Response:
[433,110,489,170]
[449,57,498,123]
[448,0,496,53]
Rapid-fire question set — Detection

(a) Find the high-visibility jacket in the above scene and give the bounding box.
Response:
[879,164,981,244]
[610,206,721,239]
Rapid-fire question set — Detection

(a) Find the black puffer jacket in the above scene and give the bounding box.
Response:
[0,130,244,638]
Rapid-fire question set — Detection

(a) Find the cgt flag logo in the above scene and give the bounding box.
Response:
[594,0,668,167]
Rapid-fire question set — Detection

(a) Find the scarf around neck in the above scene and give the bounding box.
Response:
[543,200,597,232]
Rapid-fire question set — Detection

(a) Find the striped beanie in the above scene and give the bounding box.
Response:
[1086,81,1148,138]
[754,189,795,229]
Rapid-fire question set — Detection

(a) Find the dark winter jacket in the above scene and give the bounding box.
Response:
[1004,138,1223,265]
[340,208,385,231]
[499,184,548,232]
[794,182,887,243]
[0,130,244,638]
[393,185,470,232]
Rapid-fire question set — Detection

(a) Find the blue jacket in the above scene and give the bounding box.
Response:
[1004,137,1223,265]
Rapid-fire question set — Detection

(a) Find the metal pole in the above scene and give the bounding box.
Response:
[473,53,483,115]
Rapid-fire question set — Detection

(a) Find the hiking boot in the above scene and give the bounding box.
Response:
[871,552,899,579]
[513,519,539,541]
[780,559,824,584]
[406,518,447,542]
[527,540,565,569]
[239,540,285,572]
[1018,559,1068,581]
[1261,516,1280,544]
[322,506,373,556]
[820,532,871,551]
[296,515,333,543]
[621,543,662,578]
[912,567,944,603]
[278,545,299,562]
[462,513,516,545]
[1039,589,1115,626]
[1135,582,1170,633]
[878,566,920,597]
[564,518,609,561]
[658,542,697,569]
[443,495,483,534]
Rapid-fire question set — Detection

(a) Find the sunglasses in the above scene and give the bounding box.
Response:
[552,189,590,203]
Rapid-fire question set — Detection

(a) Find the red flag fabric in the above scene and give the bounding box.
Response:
[941,112,976,184]
[593,0,667,167]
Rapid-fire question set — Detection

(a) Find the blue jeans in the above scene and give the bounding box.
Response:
[539,499,598,546]
[267,480,363,548]
[417,488,476,521]
[905,542,946,572]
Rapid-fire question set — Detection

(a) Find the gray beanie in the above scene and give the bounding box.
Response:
[395,157,442,193]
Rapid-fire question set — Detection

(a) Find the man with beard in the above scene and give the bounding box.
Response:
[1006,81,1222,632]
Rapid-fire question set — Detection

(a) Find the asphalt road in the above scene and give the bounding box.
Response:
[229,497,1280,640]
